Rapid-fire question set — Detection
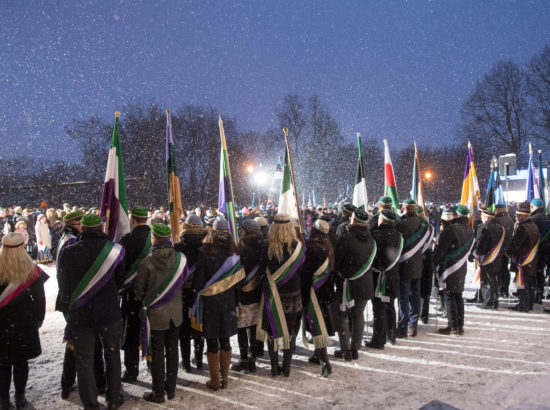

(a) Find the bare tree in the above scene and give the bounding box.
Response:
[459,60,533,162]
[527,44,550,144]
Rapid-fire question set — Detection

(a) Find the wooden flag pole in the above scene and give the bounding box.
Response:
[283,127,303,233]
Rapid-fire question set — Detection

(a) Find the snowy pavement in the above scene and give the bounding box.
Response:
[22,264,550,409]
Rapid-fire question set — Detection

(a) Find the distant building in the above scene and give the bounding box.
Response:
[501,168,548,205]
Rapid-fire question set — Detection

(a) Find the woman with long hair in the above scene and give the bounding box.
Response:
[0,233,49,409]
[232,219,267,372]
[258,213,305,377]
[191,219,243,390]
[302,219,335,377]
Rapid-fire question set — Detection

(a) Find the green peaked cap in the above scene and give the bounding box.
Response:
[378,196,393,204]
[456,205,469,216]
[403,198,416,205]
[63,209,84,222]
[131,206,148,218]
[81,213,103,227]
[151,223,171,238]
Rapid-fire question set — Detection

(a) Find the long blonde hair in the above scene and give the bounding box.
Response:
[0,234,36,285]
[268,213,297,263]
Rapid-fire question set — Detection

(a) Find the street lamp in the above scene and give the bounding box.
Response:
[247,164,254,174]
[425,171,431,180]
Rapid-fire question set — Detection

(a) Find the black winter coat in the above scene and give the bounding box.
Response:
[370,223,401,298]
[473,218,505,273]
[268,241,302,296]
[433,217,473,292]
[239,236,267,306]
[531,208,550,262]
[335,224,376,302]
[119,224,150,349]
[301,242,335,305]
[175,230,207,307]
[57,230,125,328]
[509,217,540,277]
[396,212,424,280]
[495,212,515,253]
[192,243,239,339]
[0,269,48,364]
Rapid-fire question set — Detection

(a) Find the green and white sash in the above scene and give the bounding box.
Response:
[437,234,474,290]
[373,234,404,303]
[122,232,152,290]
[399,220,430,263]
[339,242,377,311]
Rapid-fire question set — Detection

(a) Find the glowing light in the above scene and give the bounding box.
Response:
[425,171,432,179]
[247,165,254,173]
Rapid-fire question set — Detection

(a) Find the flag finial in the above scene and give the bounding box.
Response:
[115,111,120,118]
[166,109,170,114]
[283,128,289,137]
[356,132,360,138]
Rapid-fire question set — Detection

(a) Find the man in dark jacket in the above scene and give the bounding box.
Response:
[57,213,125,410]
[433,205,474,335]
[417,206,435,324]
[135,223,185,403]
[119,206,151,383]
[494,204,515,297]
[366,209,402,349]
[396,199,428,337]
[336,203,356,238]
[530,199,549,303]
[334,209,376,360]
[472,208,507,309]
[509,201,540,312]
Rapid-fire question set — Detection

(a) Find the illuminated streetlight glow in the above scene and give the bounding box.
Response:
[247,165,254,173]
[425,171,432,179]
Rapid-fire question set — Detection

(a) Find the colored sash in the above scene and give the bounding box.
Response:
[302,258,332,349]
[399,220,430,263]
[477,226,505,267]
[190,254,244,333]
[68,242,125,314]
[140,252,188,360]
[0,265,42,309]
[256,241,305,350]
[121,232,152,291]
[241,264,261,292]
[437,234,474,289]
[373,235,404,303]
[514,239,539,290]
[422,224,435,254]
[56,232,77,262]
[339,242,377,311]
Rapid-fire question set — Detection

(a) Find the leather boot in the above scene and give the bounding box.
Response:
[317,347,332,377]
[219,349,231,389]
[181,338,191,372]
[205,352,220,390]
[193,338,204,369]
[231,333,249,372]
[267,340,279,377]
[282,349,292,377]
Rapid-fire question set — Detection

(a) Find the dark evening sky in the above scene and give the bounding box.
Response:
[1,0,549,160]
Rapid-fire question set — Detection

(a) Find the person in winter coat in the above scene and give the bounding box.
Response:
[0,233,48,410]
[14,221,29,247]
[232,219,267,372]
[367,210,403,349]
[119,207,152,383]
[336,203,356,238]
[57,214,125,410]
[471,208,507,310]
[508,201,540,312]
[35,213,52,263]
[174,214,207,372]
[303,219,336,376]
[258,213,305,377]
[334,208,376,360]
[494,204,515,297]
[433,205,473,335]
[530,198,549,304]
[417,206,435,324]
[396,199,428,338]
[135,223,185,403]
[192,219,243,390]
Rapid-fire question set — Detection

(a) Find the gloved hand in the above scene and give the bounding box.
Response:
[39,241,43,245]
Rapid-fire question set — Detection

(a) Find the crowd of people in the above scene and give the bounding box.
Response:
[0,197,548,409]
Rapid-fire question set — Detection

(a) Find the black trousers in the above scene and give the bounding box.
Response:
[535,262,546,302]
[206,337,231,353]
[150,322,180,396]
[371,297,387,345]
[62,336,105,391]
[0,361,28,400]
[337,299,367,351]
[385,297,397,343]
[443,291,464,329]
[498,257,511,296]
[237,326,257,358]
[71,321,121,410]
[518,275,536,311]
[481,268,499,308]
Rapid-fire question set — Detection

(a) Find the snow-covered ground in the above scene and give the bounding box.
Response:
[19,264,550,409]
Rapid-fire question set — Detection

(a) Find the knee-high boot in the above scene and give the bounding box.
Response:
[317,347,332,377]
[267,340,279,377]
[194,338,204,369]
[205,352,220,390]
[231,329,249,371]
[282,349,292,377]
[180,338,191,372]
[219,349,232,389]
